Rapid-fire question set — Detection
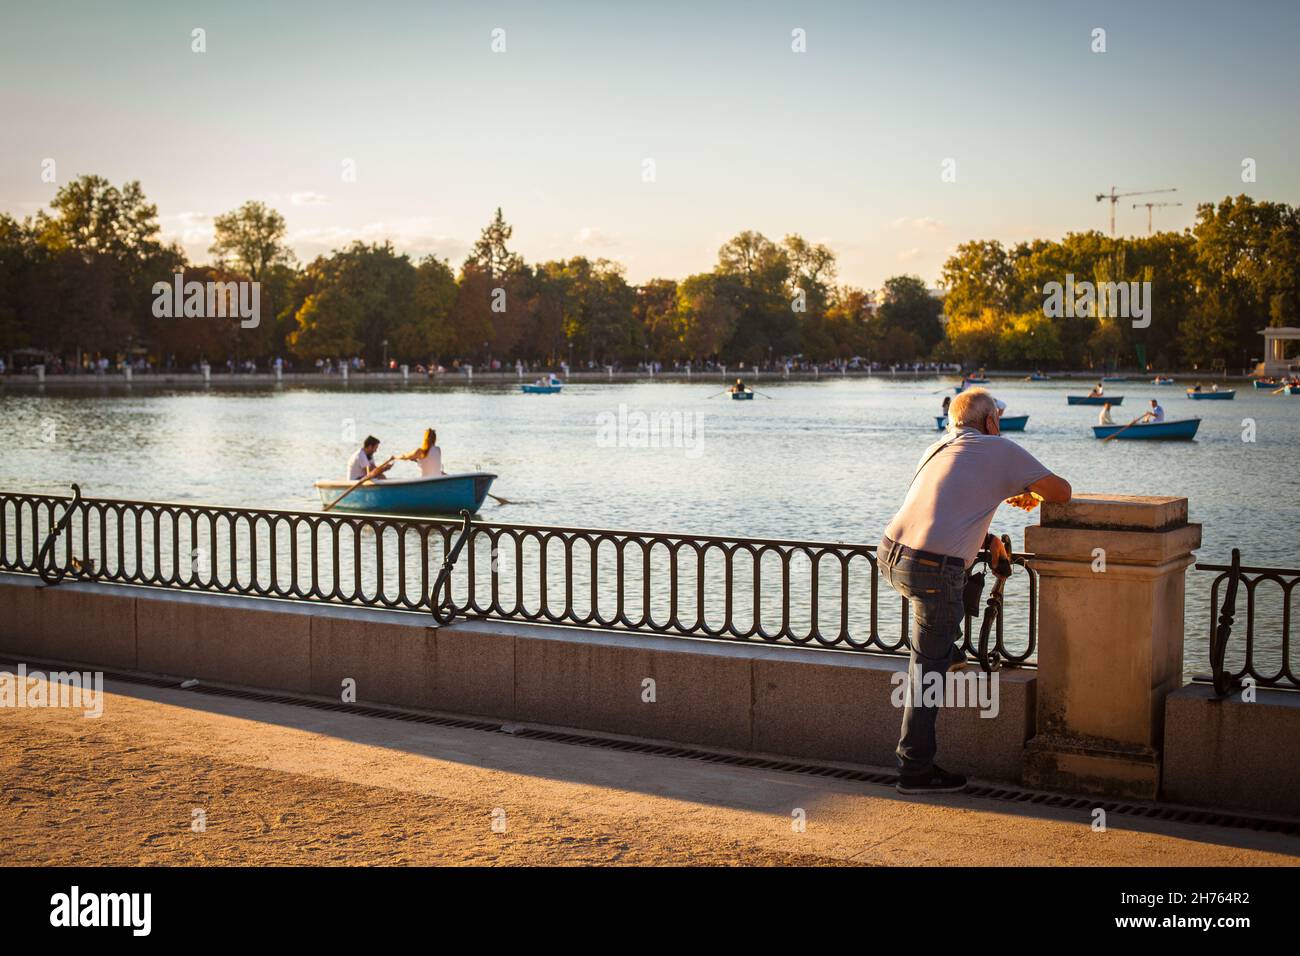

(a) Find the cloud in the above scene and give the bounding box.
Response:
[574,226,619,248]
[289,191,329,206]
[897,247,922,263]
[159,211,215,249]
[288,219,469,262]
[890,217,945,233]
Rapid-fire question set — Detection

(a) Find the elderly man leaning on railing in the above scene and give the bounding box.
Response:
[878,387,1072,796]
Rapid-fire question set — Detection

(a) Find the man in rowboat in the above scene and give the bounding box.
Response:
[346,436,392,481]
[729,377,748,395]
[1099,402,1115,425]
[879,387,1072,795]
[1142,399,1165,423]
[1088,381,1105,397]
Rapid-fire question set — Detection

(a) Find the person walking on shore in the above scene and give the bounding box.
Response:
[879,388,1072,794]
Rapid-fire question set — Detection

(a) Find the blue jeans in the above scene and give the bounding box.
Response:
[878,540,967,775]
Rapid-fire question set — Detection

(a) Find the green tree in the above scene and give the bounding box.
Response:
[877,275,943,355]
[210,201,295,281]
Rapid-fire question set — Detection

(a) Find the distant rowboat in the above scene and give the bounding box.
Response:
[731,389,755,400]
[1289,385,1300,395]
[964,377,989,384]
[936,414,1027,431]
[1153,377,1176,385]
[1186,389,1235,400]
[1068,395,1123,406]
[1028,373,1052,381]
[314,472,497,514]
[1252,380,1278,389]
[1093,418,1201,441]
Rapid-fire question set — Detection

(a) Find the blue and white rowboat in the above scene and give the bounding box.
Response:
[1186,389,1235,400]
[315,472,497,514]
[522,375,563,394]
[1092,418,1201,441]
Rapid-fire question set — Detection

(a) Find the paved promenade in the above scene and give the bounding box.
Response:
[2,676,1296,866]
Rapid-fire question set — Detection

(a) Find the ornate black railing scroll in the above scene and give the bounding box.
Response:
[430,509,474,625]
[36,483,96,586]
[1208,548,1244,698]
[1196,554,1298,692]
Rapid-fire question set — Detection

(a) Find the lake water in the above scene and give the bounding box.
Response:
[3,377,1297,678]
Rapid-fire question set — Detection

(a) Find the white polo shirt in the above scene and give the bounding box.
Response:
[883,428,1052,566]
[347,448,376,480]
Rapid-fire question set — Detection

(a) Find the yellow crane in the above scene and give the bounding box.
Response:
[1132,201,1184,235]
[1095,186,1177,236]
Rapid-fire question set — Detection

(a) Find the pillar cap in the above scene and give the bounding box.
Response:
[1041,493,1188,532]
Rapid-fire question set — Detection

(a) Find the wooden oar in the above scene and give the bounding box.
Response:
[323,456,394,511]
[750,388,774,399]
[1101,414,1148,443]
[1271,384,1289,395]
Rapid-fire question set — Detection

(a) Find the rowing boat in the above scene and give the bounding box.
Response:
[1092,418,1200,441]
[522,375,563,394]
[936,414,1027,431]
[731,390,755,400]
[1252,380,1278,389]
[1152,377,1176,385]
[314,471,497,514]
[1186,389,1235,400]
[1068,395,1123,406]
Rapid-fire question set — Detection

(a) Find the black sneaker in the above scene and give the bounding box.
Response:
[947,646,970,672]
[896,765,968,794]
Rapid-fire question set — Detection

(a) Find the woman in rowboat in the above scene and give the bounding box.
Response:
[397,428,447,478]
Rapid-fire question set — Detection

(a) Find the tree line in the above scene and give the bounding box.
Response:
[1,175,1294,372]
[940,195,1300,371]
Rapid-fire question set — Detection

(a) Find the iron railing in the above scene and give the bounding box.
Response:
[0,487,1038,665]
[1196,554,1298,691]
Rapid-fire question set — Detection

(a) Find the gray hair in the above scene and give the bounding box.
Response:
[949,387,998,431]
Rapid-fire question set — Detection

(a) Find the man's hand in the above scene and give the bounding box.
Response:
[988,534,1013,577]
[1005,492,1040,511]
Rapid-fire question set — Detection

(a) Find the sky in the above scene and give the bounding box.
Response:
[1,0,1297,289]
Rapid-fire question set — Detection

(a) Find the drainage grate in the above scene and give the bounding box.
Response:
[6,658,1299,839]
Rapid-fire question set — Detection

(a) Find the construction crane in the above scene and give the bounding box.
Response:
[1095,186,1177,236]
[1132,201,1183,235]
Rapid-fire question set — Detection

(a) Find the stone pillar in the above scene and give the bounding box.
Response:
[401,364,409,382]
[35,364,46,383]
[200,362,210,384]
[123,365,133,382]
[341,363,349,383]
[1023,494,1201,799]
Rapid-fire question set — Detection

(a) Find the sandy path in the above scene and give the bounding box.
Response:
[1,677,1296,866]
